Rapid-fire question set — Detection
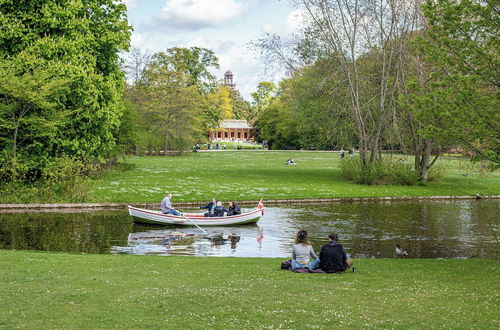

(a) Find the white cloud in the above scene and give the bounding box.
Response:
[130,32,143,47]
[122,0,139,10]
[157,0,245,31]
[260,8,305,36]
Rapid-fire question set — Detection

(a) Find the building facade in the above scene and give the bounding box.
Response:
[208,120,253,141]
[208,71,253,141]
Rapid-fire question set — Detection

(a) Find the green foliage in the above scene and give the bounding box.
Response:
[158,47,220,92]
[0,0,131,182]
[41,156,92,200]
[116,101,140,154]
[413,0,500,163]
[427,162,447,182]
[339,157,419,185]
[230,89,254,121]
[0,155,93,203]
[422,0,499,87]
[255,58,356,150]
[207,86,233,119]
[251,81,277,120]
[254,99,300,149]
[124,47,221,154]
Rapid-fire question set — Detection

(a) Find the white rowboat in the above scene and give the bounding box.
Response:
[128,202,264,226]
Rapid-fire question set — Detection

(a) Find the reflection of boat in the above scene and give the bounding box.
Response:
[128,202,264,226]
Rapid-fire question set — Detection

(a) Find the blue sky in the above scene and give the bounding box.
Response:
[124,0,300,99]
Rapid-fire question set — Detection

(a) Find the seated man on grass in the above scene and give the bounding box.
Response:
[160,193,181,216]
[319,233,353,273]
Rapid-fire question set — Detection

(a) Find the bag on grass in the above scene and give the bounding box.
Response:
[280,259,292,270]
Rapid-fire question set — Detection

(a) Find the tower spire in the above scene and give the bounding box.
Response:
[224,70,236,89]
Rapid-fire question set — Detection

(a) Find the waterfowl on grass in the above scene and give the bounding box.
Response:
[395,244,409,257]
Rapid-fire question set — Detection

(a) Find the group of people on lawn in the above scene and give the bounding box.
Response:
[160,194,241,217]
[292,230,353,273]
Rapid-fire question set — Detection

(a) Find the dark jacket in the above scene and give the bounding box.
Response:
[227,205,242,216]
[319,241,348,273]
[200,202,216,216]
[213,206,229,217]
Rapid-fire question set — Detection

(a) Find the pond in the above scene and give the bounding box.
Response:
[0,200,498,259]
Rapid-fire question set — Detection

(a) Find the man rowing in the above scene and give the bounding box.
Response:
[161,193,181,216]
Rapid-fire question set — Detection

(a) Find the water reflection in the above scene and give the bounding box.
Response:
[0,200,498,258]
[0,211,131,254]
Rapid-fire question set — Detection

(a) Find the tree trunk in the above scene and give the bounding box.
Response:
[12,124,18,160]
[420,139,433,181]
[164,133,168,156]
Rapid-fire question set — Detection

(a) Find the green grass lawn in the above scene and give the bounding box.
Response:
[1,250,498,328]
[88,151,500,203]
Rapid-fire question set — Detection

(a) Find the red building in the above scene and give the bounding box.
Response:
[208,120,253,141]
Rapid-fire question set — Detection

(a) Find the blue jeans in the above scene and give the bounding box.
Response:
[292,258,320,270]
[163,209,181,216]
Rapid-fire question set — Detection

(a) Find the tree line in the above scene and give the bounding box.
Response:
[0,1,263,188]
[0,0,497,190]
[253,0,499,181]
[120,46,258,156]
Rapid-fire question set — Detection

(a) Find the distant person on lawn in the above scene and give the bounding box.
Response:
[200,198,217,217]
[160,193,181,216]
[319,233,353,273]
[227,201,241,216]
[291,230,320,270]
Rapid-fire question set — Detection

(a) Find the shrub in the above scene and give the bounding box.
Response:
[41,156,91,202]
[427,163,447,182]
[339,157,418,186]
[386,161,419,185]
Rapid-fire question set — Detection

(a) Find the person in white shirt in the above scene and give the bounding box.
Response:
[291,230,319,270]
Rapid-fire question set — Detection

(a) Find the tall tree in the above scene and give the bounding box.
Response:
[251,82,278,119]
[297,0,421,163]
[155,47,220,92]
[230,89,254,121]
[0,0,131,180]
[208,86,234,120]
[414,0,500,164]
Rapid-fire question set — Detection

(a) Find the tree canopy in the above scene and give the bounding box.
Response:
[0,0,131,182]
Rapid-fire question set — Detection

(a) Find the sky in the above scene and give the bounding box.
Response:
[123,0,300,100]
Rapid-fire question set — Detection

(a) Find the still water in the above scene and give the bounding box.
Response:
[0,200,498,258]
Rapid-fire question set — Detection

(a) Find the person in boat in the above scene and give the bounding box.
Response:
[318,233,353,273]
[200,198,217,217]
[160,193,181,216]
[213,201,230,217]
[227,201,241,216]
[291,230,320,271]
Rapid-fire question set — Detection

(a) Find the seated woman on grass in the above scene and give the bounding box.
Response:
[292,230,319,270]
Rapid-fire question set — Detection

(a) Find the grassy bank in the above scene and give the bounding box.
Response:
[88,151,499,203]
[2,151,499,203]
[1,250,498,328]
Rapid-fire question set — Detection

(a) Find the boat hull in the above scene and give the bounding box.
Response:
[128,205,263,226]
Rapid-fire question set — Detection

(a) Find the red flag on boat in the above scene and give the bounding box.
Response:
[257,199,264,215]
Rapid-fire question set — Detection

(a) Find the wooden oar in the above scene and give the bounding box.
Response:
[182,215,207,234]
